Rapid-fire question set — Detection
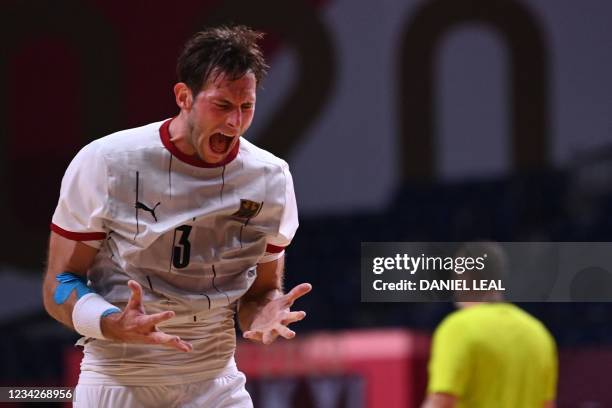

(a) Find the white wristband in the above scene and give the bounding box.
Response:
[72,293,120,340]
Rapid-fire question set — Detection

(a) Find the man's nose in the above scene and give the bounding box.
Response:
[226,108,242,130]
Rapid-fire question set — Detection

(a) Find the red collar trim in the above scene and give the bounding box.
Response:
[159,118,239,168]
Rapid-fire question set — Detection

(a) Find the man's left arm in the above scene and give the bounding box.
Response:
[424,315,470,408]
[421,393,457,408]
[238,255,311,344]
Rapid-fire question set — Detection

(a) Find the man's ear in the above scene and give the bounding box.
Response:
[174,83,193,111]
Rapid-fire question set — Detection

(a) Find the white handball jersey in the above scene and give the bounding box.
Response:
[51,118,298,385]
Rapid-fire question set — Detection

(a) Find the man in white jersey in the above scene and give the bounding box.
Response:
[42,25,311,407]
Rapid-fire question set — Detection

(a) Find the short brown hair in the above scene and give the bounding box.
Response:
[177,25,268,96]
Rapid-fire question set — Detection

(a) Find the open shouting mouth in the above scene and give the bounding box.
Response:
[209,132,235,154]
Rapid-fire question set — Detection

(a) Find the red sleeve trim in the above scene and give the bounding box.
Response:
[266,244,286,253]
[50,223,106,241]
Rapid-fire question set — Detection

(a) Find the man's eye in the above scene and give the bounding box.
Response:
[215,104,230,109]
[241,104,253,110]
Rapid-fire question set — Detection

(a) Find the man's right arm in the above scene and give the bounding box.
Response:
[42,231,99,329]
[42,231,192,352]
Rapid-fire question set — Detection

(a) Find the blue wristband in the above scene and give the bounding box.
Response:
[53,272,93,305]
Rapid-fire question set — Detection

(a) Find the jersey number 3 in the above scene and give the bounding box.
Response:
[172,225,192,269]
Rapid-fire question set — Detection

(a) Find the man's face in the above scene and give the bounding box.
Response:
[186,71,256,164]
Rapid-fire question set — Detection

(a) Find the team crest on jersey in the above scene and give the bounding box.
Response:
[232,199,263,219]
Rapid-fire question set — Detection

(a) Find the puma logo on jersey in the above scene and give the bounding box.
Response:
[232,199,263,219]
[135,201,161,222]
[133,171,162,239]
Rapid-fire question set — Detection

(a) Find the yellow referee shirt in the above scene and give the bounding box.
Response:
[427,303,557,408]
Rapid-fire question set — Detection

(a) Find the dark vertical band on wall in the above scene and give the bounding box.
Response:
[0,0,122,267]
[398,0,549,182]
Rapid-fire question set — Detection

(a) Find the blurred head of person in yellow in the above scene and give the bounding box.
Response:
[453,241,507,305]
[422,242,558,408]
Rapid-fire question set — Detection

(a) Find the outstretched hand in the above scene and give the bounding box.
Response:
[100,280,192,352]
[243,283,312,345]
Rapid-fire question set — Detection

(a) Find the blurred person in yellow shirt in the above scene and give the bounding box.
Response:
[422,242,557,408]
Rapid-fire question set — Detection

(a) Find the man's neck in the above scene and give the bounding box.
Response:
[168,113,197,156]
[456,291,504,309]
